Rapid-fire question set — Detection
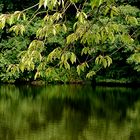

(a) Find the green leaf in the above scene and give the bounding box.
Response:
[108,32,115,43]
[81,47,89,55]
[62,24,67,32]
[95,33,101,44]
[77,62,89,75]
[77,65,81,75]
[110,6,119,18]
[102,58,107,68]
[44,0,48,8]
[86,71,96,79]
[61,54,65,62]
[70,53,76,64]
[105,55,112,67]
[39,0,44,8]
[66,33,77,44]
[76,11,87,24]
[90,0,103,9]
[70,0,79,3]
[121,34,134,44]
[52,27,56,35]
[73,22,77,30]
[95,56,100,65]
[0,15,6,29]
[126,16,138,25]
[22,13,26,20]
[19,63,25,72]
[7,65,13,72]
[104,5,110,15]
[9,24,25,35]
[47,47,62,62]
[20,25,25,35]
[95,55,103,65]
[8,15,14,26]
[46,68,52,77]
[64,61,70,70]
[34,71,40,80]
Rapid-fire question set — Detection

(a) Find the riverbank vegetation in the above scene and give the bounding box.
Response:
[0,0,140,84]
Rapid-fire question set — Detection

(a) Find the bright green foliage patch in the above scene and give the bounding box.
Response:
[0,0,140,83]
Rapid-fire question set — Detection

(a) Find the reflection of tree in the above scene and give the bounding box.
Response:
[0,85,140,139]
[44,98,64,123]
[127,101,140,140]
[91,87,140,122]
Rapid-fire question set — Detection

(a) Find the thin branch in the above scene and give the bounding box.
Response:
[26,11,47,25]
[72,2,79,12]
[22,3,39,12]
[62,2,71,14]
[81,0,88,10]
[27,7,40,21]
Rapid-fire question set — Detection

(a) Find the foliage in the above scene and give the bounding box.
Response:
[0,0,140,83]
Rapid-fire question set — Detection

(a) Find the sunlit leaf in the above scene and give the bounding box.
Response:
[86,71,96,79]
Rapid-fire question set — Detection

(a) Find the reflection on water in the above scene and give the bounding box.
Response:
[0,84,140,140]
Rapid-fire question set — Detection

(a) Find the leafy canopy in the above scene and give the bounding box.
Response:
[0,0,140,82]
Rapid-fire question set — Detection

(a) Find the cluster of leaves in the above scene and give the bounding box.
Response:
[0,36,30,82]
[0,0,140,83]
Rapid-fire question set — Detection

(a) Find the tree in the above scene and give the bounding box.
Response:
[0,0,140,83]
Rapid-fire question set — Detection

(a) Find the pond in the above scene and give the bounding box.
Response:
[0,84,140,140]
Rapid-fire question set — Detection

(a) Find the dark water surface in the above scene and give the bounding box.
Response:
[0,84,140,140]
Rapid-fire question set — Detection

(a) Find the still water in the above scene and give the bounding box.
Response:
[0,84,140,140]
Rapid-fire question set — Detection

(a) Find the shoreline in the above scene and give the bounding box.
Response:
[0,79,140,87]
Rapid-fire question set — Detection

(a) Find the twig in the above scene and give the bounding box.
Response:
[22,3,39,12]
